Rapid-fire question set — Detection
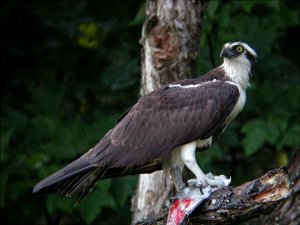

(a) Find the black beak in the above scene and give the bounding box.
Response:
[220,47,235,58]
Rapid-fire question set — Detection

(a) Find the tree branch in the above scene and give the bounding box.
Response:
[250,150,300,225]
[135,167,293,225]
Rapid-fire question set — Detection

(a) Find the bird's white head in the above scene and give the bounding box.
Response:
[220,42,257,89]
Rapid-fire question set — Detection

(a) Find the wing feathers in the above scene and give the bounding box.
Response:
[104,81,239,167]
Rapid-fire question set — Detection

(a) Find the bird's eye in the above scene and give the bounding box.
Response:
[236,46,244,53]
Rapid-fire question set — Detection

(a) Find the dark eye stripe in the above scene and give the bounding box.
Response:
[246,51,256,62]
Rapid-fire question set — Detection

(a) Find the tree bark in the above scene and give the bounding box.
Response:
[134,167,293,225]
[250,150,300,225]
[131,0,207,223]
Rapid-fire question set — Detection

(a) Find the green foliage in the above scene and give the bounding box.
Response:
[1,1,142,224]
[128,2,146,27]
[76,180,117,224]
[1,1,299,224]
[78,23,100,49]
[241,119,279,156]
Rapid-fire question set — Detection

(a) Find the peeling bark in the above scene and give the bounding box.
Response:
[135,167,293,225]
[139,0,207,95]
[131,0,207,224]
[250,150,300,225]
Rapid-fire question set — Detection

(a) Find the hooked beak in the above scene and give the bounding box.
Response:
[220,47,235,59]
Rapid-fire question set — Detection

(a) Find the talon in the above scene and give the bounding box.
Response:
[206,172,214,179]
[187,174,231,189]
[199,185,204,194]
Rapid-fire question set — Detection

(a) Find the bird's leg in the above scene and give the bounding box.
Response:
[168,147,185,191]
[180,142,231,188]
[170,165,185,191]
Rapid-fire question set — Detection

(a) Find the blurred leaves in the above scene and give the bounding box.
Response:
[241,119,279,156]
[76,180,117,224]
[240,1,280,13]
[1,1,142,224]
[128,2,146,26]
[78,23,100,48]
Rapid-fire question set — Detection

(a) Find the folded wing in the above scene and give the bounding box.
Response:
[33,81,239,201]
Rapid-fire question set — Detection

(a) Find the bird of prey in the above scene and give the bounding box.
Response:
[33,42,257,201]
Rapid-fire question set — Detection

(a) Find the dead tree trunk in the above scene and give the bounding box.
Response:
[131,0,207,223]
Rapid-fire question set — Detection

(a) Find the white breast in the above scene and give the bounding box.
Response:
[221,57,250,122]
[225,81,246,122]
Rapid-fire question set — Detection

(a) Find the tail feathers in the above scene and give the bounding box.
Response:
[33,157,162,203]
[55,167,107,203]
[33,156,94,195]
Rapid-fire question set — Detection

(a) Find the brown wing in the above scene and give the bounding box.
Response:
[33,81,239,200]
[90,81,239,167]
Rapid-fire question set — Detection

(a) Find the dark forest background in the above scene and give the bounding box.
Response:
[1,1,299,224]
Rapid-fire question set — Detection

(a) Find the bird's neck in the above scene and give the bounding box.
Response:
[221,58,251,90]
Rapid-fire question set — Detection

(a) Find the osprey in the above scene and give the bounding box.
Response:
[33,42,257,200]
